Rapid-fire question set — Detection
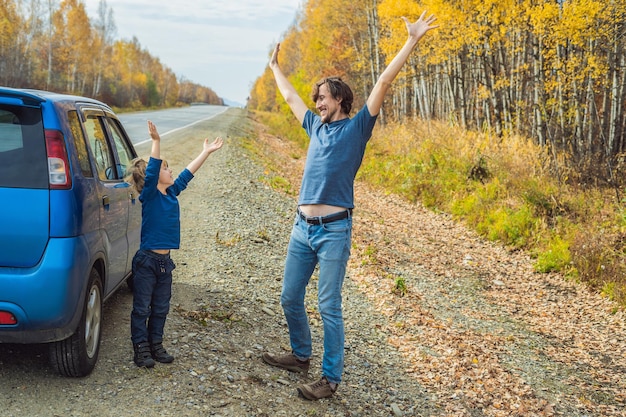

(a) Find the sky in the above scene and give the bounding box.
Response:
[84,0,302,105]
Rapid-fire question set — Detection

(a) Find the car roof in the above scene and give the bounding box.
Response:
[0,86,111,109]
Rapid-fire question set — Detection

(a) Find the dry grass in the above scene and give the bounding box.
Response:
[255,109,626,307]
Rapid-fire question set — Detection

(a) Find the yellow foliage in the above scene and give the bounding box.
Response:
[557,0,604,47]
[527,2,560,37]
[378,0,423,55]
[0,0,18,48]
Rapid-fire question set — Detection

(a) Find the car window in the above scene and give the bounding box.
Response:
[0,105,48,188]
[103,117,135,179]
[83,115,116,181]
[68,110,93,178]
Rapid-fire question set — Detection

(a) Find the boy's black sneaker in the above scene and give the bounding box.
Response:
[133,342,155,368]
[150,342,174,363]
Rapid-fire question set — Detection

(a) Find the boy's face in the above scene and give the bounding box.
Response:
[158,161,174,187]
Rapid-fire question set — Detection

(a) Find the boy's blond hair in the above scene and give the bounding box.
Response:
[126,157,147,193]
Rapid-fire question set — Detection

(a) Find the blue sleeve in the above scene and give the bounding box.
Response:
[139,157,162,202]
[168,168,194,196]
[355,105,378,145]
[302,110,319,136]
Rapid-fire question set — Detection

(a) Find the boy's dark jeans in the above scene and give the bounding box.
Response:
[130,249,176,345]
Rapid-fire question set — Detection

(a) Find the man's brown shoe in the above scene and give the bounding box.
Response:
[297,376,337,400]
[262,352,309,375]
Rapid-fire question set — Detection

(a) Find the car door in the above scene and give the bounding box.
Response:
[80,107,130,295]
[101,115,141,278]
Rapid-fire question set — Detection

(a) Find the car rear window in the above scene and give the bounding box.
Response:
[0,105,48,188]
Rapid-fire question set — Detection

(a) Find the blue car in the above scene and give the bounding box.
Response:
[0,87,141,376]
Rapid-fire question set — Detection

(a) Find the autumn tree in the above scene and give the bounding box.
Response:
[251,0,626,183]
[49,0,93,94]
[0,0,25,85]
[90,0,115,98]
[1,0,222,110]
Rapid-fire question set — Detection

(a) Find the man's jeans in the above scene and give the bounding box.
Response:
[281,213,352,384]
[130,250,176,345]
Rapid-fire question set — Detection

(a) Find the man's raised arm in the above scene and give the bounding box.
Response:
[269,43,309,124]
[366,11,438,116]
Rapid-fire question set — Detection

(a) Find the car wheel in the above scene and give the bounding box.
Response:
[49,268,103,377]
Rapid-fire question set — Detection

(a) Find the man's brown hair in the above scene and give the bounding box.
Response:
[312,77,354,115]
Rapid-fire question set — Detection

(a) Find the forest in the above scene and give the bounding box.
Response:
[250,0,626,186]
[0,0,222,108]
[248,0,626,306]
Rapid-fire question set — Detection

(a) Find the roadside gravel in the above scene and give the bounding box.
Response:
[1,107,625,417]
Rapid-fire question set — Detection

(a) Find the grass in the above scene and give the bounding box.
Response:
[215,231,241,247]
[364,120,625,307]
[256,227,271,242]
[177,304,239,325]
[262,173,294,195]
[393,276,408,297]
[360,122,626,307]
[252,110,626,309]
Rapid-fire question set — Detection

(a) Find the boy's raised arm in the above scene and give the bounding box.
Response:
[186,136,224,174]
[147,120,162,159]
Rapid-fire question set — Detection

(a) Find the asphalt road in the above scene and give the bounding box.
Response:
[118,105,229,146]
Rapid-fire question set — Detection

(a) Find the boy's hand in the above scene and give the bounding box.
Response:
[147,120,161,141]
[204,137,224,154]
[186,137,223,174]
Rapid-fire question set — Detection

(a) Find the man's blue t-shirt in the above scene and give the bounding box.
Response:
[299,105,378,208]
[139,157,194,250]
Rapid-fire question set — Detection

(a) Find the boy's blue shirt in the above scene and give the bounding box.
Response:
[138,157,194,250]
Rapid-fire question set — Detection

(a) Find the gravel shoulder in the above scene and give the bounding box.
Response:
[1,107,625,417]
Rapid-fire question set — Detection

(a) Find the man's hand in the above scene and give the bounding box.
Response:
[269,43,280,70]
[366,10,438,116]
[268,42,308,123]
[402,11,438,43]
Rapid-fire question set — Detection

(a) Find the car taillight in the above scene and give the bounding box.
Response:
[0,311,17,325]
[45,129,72,189]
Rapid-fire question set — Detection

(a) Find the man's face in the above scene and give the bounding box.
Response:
[316,83,342,124]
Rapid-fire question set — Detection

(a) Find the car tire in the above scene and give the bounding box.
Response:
[49,268,103,377]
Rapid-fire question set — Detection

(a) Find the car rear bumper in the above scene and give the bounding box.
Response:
[0,237,91,344]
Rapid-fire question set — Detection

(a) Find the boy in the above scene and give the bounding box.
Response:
[126,120,223,367]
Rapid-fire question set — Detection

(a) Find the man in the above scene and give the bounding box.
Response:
[262,11,438,400]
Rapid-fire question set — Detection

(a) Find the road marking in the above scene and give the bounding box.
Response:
[134,107,229,146]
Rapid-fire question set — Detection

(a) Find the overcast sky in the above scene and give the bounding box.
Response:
[84,0,302,105]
